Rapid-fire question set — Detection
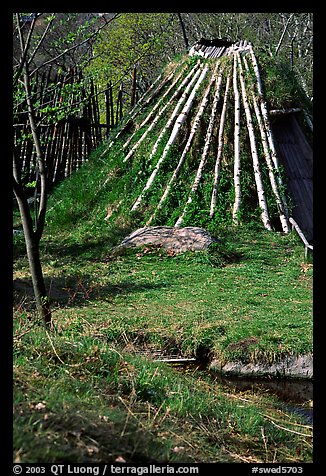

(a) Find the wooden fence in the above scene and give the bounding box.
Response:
[13,66,139,188]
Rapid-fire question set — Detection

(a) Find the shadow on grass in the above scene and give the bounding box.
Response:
[13,398,178,464]
[13,274,170,311]
[14,221,135,264]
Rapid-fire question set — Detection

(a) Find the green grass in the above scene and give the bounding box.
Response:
[13,221,313,463]
[17,223,311,363]
[13,318,312,464]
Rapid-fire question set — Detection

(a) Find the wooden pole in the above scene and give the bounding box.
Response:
[248,45,289,219]
[232,53,241,225]
[236,52,272,231]
[148,63,205,161]
[131,64,209,212]
[175,64,223,227]
[123,65,199,162]
[242,54,290,233]
[210,72,231,217]
[147,64,221,225]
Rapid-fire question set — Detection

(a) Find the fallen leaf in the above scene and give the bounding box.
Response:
[172,446,185,453]
[87,445,99,455]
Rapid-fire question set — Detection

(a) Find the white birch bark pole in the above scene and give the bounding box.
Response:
[124,65,190,143]
[174,67,223,227]
[232,53,241,224]
[236,52,272,231]
[210,72,231,218]
[123,65,201,163]
[248,48,284,172]
[122,65,193,155]
[128,73,162,114]
[242,55,290,233]
[146,62,221,225]
[248,45,289,218]
[105,70,179,153]
[131,64,209,212]
[149,61,210,161]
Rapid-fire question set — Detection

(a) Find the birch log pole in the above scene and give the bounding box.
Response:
[210,72,231,218]
[248,49,285,171]
[123,65,200,163]
[146,62,221,225]
[237,52,272,231]
[131,64,209,212]
[232,54,241,224]
[149,62,209,161]
[175,66,223,227]
[242,55,289,233]
[248,45,289,219]
[122,66,193,157]
[129,73,162,115]
[124,65,189,144]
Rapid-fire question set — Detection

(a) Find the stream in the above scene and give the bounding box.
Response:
[170,361,313,425]
[213,373,313,425]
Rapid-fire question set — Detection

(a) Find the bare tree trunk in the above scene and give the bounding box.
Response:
[14,13,52,327]
[130,65,137,108]
[13,156,52,327]
[177,13,189,50]
[275,13,294,56]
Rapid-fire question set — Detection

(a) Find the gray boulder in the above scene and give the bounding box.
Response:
[114,226,219,254]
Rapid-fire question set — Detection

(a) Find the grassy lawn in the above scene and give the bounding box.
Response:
[14,222,312,364]
[13,221,313,463]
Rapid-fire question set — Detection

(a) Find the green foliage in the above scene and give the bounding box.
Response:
[85,13,182,116]
[256,51,311,111]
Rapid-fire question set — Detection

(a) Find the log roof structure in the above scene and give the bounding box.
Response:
[190,38,313,243]
[105,39,313,247]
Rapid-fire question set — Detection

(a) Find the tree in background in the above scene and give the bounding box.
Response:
[180,13,313,99]
[13,12,119,328]
[87,12,312,111]
[87,13,183,115]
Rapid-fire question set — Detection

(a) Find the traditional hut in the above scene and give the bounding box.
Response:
[104,39,313,247]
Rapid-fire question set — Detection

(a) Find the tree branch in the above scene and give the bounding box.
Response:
[13,12,39,86]
[28,14,56,67]
[275,13,294,56]
[29,13,122,76]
